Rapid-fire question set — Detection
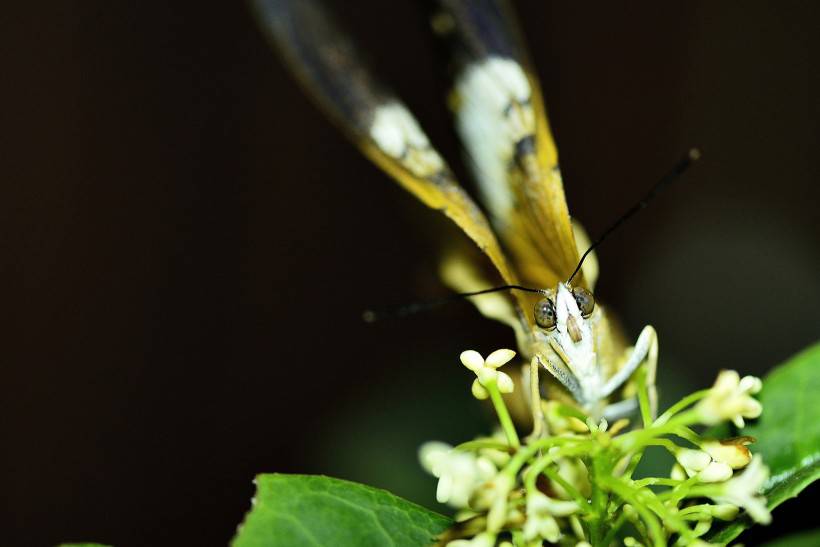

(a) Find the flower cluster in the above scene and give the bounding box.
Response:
[420,350,769,546]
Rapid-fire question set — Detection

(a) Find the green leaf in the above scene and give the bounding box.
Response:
[708,342,820,544]
[231,474,452,547]
[761,528,820,546]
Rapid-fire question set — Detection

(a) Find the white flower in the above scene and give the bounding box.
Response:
[674,447,711,475]
[671,463,688,481]
[461,349,516,397]
[696,370,762,427]
[673,442,751,483]
[419,442,497,508]
[697,461,733,483]
[522,491,576,542]
[701,438,752,469]
[446,532,495,547]
[485,473,514,532]
[711,454,771,524]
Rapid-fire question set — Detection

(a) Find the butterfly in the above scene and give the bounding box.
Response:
[252,0,661,428]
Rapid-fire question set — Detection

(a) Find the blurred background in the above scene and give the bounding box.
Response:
[2,1,818,545]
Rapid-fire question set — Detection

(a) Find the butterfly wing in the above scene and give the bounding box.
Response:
[252,0,519,289]
[436,0,586,292]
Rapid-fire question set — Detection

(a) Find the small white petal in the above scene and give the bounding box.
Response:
[744,497,772,525]
[485,474,514,532]
[739,375,762,394]
[496,371,515,393]
[671,463,688,481]
[476,457,497,481]
[460,350,485,371]
[485,348,516,369]
[471,379,490,400]
[698,461,733,483]
[419,441,452,476]
[742,398,763,419]
[477,367,498,386]
[437,474,453,503]
[713,455,771,524]
[676,448,711,472]
[715,370,740,391]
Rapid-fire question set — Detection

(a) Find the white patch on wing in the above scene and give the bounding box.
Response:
[455,57,535,223]
[369,102,445,178]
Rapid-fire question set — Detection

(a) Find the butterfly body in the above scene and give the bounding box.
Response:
[254,0,659,427]
[528,283,658,420]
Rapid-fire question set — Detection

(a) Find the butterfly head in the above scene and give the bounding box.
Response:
[533,283,598,386]
[534,284,594,338]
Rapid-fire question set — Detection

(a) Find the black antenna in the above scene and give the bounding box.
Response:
[566,148,701,285]
[363,284,545,323]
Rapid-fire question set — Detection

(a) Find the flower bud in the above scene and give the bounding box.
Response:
[670,463,688,481]
[702,439,752,469]
[697,461,733,483]
[708,503,740,520]
[496,371,515,393]
[674,448,711,473]
[471,379,489,400]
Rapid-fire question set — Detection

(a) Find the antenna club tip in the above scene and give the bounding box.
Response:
[688,148,702,161]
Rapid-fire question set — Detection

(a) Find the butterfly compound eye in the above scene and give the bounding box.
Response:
[534,298,557,330]
[572,287,595,317]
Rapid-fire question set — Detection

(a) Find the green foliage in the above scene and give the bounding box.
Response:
[231,474,452,547]
[708,342,820,544]
[761,528,820,546]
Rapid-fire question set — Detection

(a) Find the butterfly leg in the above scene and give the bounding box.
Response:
[600,325,658,419]
[602,396,638,421]
[536,354,585,406]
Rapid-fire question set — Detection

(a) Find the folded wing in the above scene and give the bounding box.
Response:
[252,0,522,291]
[436,0,586,291]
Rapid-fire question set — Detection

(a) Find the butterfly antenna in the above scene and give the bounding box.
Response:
[567,148,701,285]
[363,284,545,323]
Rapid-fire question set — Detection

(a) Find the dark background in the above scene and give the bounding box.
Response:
[2,1,818,545]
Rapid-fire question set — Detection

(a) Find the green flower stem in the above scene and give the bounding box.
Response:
[685,484,722,499]
[609,475,694,543]
[633,477,683,488]
[678,504,717,519]
[588,453,609,545]
[542,465,589,513]
[600,476,665,547]
[454,439,512,452]
[523,445,592,514]
[600,510,629,546]
[528,357,545,439]
[502,437,585,480]
[644,438,679,454]
[658,475,699,505]
[623,451,644,480]
[556,402,589,422]
[637,368,652,428]
[613,409,700,452]
[654,389,710,426]
[486,380,520,449]
[675,425,703,445]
